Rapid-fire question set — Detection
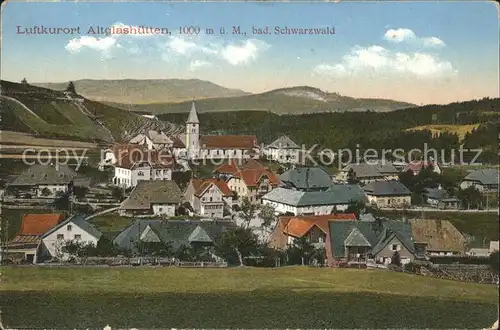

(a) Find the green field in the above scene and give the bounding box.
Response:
[0,267,497,328]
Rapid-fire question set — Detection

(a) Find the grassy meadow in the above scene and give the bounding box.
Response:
[405,124,480,141]
[0,267,497,328]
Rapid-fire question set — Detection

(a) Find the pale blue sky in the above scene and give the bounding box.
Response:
[1,1,499,104]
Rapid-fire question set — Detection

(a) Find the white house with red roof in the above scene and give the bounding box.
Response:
[3,213,64,264]
[184,178,235,218]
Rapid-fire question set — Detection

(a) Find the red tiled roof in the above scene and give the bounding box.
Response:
[231,168,279,187]
[200,135,257,149]
[193,178,234,197]
[281,213,357,238]
[214,159,266,175]
[18,213,64,236]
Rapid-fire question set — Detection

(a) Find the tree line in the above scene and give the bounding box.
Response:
[158,98,498,164]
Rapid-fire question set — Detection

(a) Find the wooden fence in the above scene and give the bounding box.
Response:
[36,257,228,268]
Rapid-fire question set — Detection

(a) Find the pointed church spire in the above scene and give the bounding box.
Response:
[187,98,199,124]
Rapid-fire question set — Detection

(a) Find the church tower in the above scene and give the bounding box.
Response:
[186,99,200,157]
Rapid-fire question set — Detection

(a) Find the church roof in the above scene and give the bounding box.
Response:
[187,101,199,124]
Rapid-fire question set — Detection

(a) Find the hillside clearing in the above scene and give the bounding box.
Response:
[0,267,497,328]
[405,124,480,141]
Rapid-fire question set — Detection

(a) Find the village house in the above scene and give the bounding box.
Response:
[184,178,235,218]
[113,219,236,254]
[405,160,442,176]
[111,147,180,189]
[227,168,280,204]
[326,218,418,267]
[213,158,266,181]
[269,213,357,251]
[410,219,467,256]
[38,214,102,262]
[337,162,400,185]
[262,135,301,164]
[7,164,77,199]
[363,180,412,208]
[129,130,187,156]
[130,130,173,150]
[119,180,183,217]
[180,101,259,159]
[3,213,64,264]
[460,169,499,192]
[261,184,366,215]
[423,186,460,209]
[279,167,334,192]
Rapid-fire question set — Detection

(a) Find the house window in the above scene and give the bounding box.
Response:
[210,197,213,202]
[391,244,400,251]
[159,207,163,212]
[138,171,144,176]
[74,234,81,240]
[57,234,64,240]
[67,225,72,231]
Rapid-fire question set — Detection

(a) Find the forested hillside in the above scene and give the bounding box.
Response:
[159,97,499,163]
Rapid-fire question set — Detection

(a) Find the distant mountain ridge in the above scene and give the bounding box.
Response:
[33,79,251,104]
[114,85,416,115]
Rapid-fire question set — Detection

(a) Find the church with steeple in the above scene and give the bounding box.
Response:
[179,100,259,160]
[128,100,259,160]
[185,101,200,158]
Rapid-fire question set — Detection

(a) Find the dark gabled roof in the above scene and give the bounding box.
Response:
[113,219,165,252]
[363,180,411,196]
[371,220,415,255]
[423,187,450,200]
[113,219,236,253]
[41,214,102,240]
[120,180,183,210]
[328,219,414,258]
[344,227,371,247]
[342,162,399,178]
[329,221,382,258]
[462,169,499,186]
[9,164,77,186]
[279,167,333,191]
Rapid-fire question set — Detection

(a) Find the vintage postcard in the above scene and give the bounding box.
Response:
[0,0,498,329]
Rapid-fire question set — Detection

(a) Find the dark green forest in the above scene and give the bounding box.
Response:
[158,98,499,164]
